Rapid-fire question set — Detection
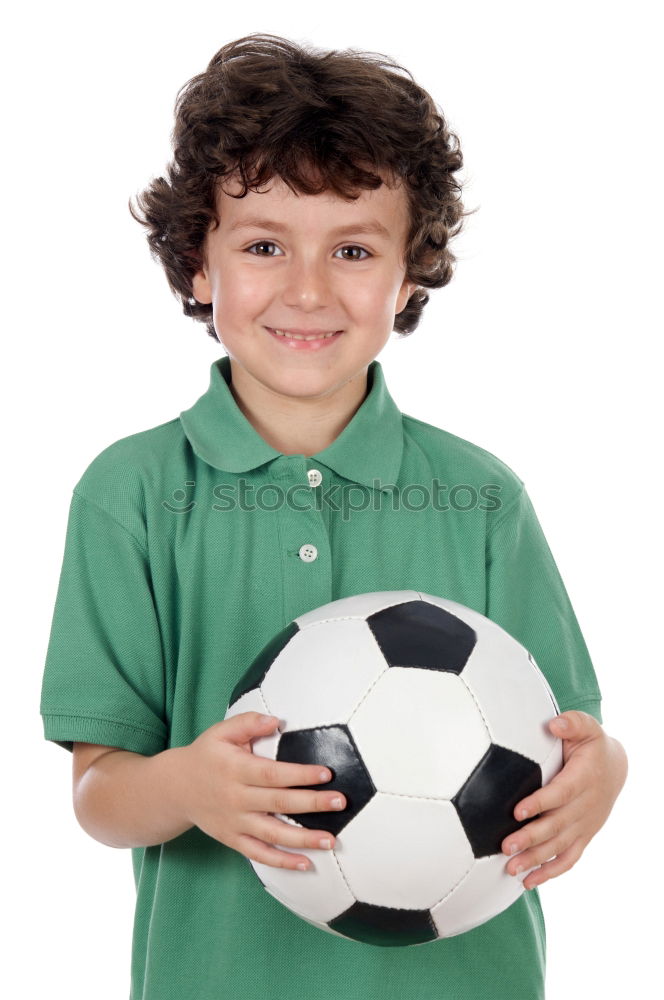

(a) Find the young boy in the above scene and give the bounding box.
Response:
[39,32,627,1000]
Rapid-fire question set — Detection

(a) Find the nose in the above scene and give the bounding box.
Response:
[281,254,331,311]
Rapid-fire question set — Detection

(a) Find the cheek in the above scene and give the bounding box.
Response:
[347,278,395,319]
[214,271,268,316]
[372,283,406,330]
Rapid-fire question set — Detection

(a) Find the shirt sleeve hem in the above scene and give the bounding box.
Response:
[41,713,167,755]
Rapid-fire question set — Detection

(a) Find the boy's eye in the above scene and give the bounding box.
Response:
[245,241,370,261]
[337,246,371,261]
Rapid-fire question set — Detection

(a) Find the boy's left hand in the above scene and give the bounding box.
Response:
[501,710,628,890]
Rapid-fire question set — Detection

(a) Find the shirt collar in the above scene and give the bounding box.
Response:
[180,355,404,492]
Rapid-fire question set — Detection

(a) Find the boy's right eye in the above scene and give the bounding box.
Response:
[246,241,282,257]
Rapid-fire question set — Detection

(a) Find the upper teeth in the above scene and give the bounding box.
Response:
[272,329,338,341]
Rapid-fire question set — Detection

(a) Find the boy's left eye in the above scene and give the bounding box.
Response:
[245,241,371,261]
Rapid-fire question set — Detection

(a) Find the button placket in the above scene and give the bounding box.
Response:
[276,457,332,620]
[298,469,321,561]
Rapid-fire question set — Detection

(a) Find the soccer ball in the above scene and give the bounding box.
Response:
[224,590,563,946]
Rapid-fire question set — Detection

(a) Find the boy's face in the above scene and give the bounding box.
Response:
[192,167,415,407]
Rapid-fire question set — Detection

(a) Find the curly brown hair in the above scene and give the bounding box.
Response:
[128,33,474,341]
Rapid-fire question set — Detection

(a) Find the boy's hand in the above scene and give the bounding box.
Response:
[176,712,345,871]
[501,711,628,890]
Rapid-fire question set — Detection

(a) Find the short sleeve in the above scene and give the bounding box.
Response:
[39,490,168,755]
[485,485,603,723]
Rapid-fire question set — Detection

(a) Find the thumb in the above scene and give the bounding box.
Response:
[549,710,601,741]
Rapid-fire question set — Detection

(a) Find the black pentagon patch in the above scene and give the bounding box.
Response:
[452,744,542,857]
[367,599,477,675]
[277,724,375,836]
[228,620,300,708]
[329,900,438,946]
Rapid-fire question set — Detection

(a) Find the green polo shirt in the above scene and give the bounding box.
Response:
[40,354,602,1000]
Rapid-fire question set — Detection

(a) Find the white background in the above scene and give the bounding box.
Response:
[6,1,661,996]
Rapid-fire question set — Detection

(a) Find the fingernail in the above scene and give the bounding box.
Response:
[509,843,519,855]
[296,862,308,871]
[319,770,331,782]
[556,716,568,729]
[319,838,332,849]
[331,797,343,809]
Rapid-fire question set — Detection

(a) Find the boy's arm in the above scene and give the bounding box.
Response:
[73,742,194,848]
[485,484,626,887]
[72,716,347,870]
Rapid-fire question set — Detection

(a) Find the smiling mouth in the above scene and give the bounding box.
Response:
[267,327,343,341]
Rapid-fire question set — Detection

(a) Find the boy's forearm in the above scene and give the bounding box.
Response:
[74,746,195,849]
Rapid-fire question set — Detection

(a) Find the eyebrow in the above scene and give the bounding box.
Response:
[228,216,392,239]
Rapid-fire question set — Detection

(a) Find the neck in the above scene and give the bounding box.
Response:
[227,362,371,456]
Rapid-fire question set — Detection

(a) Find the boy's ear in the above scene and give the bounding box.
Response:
[396,280,417,315]
[191,267,212,305]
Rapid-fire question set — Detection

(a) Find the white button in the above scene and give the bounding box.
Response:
[298,544,318,562]
[307,468,322,487]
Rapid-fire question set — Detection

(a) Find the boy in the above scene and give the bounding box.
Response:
[40,32,627,1000]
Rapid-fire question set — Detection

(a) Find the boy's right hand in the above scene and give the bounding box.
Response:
[175,711,345,871]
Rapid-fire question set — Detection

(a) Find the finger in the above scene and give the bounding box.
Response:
[506,819,582,877]
[255,812,337,853]
[221,711,282,750]
[242,778,346,818]
[273,785,346,817]
[502,809,566,857]
[549,710,603,742]
[247,752,335,791]
[235,831,318,872]
[521,838,585,890]
[513,765,582,821]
